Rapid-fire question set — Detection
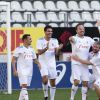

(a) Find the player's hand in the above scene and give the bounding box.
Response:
[38,63,42,70]
[71,55,80,61]
[13,71,18,77]
[96,20,100,26]
[66,55,71,61]
[46,42,49,49]
[58,43,63,50]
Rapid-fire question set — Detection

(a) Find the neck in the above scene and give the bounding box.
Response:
[23,44,29,48]
[77,34,84,38]
[44,37,50,41]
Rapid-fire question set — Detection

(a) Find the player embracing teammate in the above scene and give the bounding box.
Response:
[69,23,95,100]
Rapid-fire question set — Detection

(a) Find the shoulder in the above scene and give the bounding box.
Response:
[98,52,100,57]
[84,36,93,40]
[85,36,94,43]
[51,38,58,41]
[14,46,23,53]
[38,37,44,41]
[16,46,23,50]
[37,38,44,43]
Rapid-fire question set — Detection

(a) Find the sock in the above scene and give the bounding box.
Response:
[19,89,23,100]
[70,84,78,100]
[50,86,56,100]
[42,83,48,98]
[21,88,29,100]
[81,87,88,100]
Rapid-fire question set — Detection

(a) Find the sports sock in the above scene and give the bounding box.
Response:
[21,88,29,100]
[42,83,48,98]
[82,87,88,100]
[70,84,78,100]
[50,86,56,100]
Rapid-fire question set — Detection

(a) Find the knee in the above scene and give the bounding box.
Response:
[74,79,80,86]
[50,82,56,87]
[42,76,48,85]
[21,84,27,88]
[82,81,88,87]
[50,79,56,87]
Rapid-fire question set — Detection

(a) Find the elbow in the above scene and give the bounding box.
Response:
[37,52,42,55]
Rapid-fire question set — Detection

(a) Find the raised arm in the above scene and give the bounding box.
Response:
[95,20,100,33]
[69,36,76,44]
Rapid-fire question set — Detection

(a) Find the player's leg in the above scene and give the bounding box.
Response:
[94,79,100,99]
[82,66,89,100]
[42,75,49,100]
[49,79,56,100]
[70,79,80,100]
[40,67,49,100]
[49,67,57,100]
[70,65,81,100]
[18,76,31,100]
[82,81,88,100]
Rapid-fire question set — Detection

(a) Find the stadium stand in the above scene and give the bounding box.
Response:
[0,0,100,27]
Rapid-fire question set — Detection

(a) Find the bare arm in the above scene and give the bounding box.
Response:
[71,55,93,65]
[55,43,63,55]
[69,36,76,44]
[12,56,18,76]
[34,59,41,70]
[96,20,100,33]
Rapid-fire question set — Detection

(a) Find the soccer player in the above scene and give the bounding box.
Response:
[12,34,41,100]
[36,25,63,100]
[71,41,100,100]
[69,23,95,100]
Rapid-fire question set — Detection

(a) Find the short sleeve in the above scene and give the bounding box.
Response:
[54,39,59,48]
[13,47,20,57]
[90,55,100,66]
[90,37,95,46]
[36,39,42,49]
[71,36,77,44]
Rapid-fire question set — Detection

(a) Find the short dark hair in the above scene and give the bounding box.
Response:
[75,23,84,30]
[22,34,30,41]
[44,25,53,32]
[94,41,100,46]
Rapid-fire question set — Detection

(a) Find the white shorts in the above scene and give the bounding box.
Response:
[71,64,89,82]
[18,76,32,86]
[94,78,100,88]
[40,67,57,79]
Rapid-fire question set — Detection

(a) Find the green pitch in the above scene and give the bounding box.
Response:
[0,89,98,100]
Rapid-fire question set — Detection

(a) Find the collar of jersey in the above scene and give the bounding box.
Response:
[76,34,84,38]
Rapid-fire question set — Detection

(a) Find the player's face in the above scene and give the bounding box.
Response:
[92,44,100,53]
[76,25,85,36]
[45,28,53,38]
[26,36,32,45]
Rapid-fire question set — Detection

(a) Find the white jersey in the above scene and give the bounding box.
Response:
[90,51,100,79]
[37,38,59,68]
[71,35,94,65]
[13,46,36,76]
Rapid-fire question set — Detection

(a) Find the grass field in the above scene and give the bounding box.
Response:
[0,88,98,100]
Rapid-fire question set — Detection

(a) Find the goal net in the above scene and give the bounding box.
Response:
[0,2,12,94]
